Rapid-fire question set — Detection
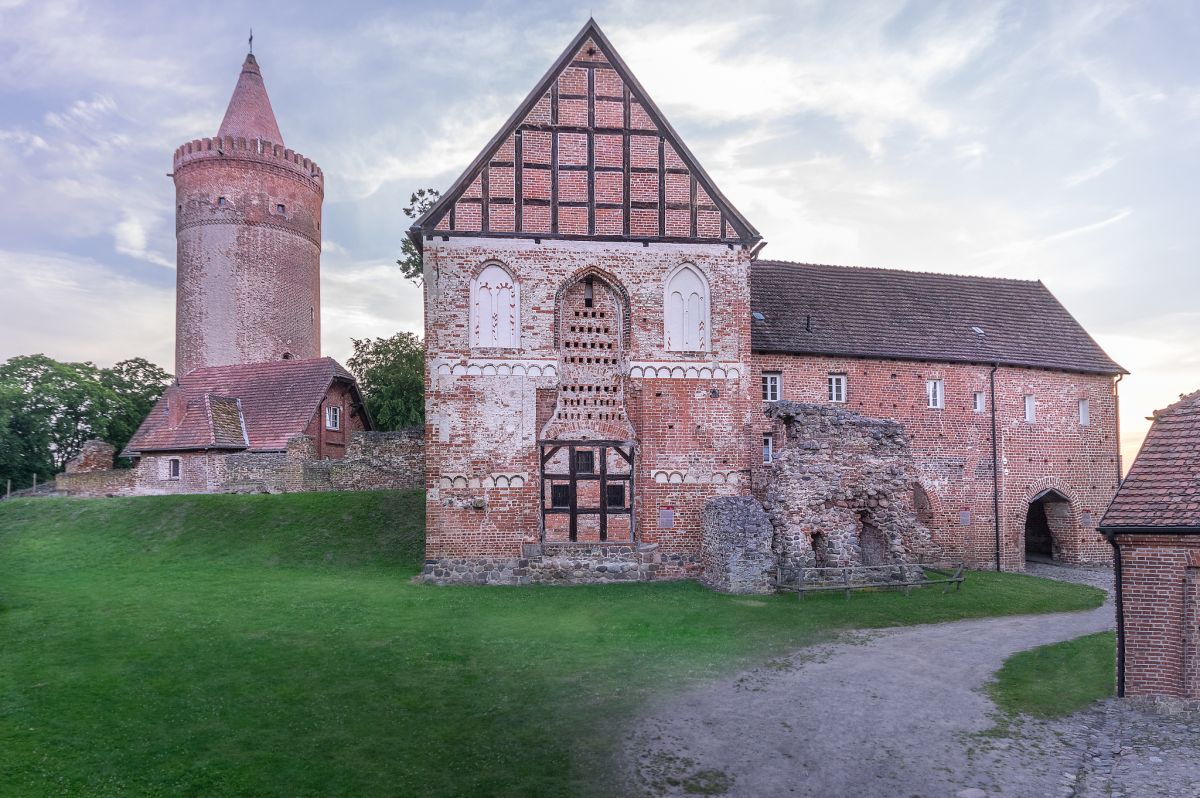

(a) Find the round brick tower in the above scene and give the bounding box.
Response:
[172,52,323,376]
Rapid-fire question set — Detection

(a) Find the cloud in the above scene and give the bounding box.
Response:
[1061,156,1120,188]
[0,250,173,369]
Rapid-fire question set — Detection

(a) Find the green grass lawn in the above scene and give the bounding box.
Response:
[0,492,1105,797]
[988,631,1117,719]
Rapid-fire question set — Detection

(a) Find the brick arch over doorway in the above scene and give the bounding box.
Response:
[1024,487,1075,563]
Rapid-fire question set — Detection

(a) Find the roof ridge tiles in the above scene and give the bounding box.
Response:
[754,259,1042,286]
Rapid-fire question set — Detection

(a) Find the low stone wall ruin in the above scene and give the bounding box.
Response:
[56,430,424,498]
[699,402,937,592]
[419,543,700,586]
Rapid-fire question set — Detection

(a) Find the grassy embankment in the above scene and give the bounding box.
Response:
[0,492,1105,797]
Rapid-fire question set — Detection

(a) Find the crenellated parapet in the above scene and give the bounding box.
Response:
[173,136,323,192]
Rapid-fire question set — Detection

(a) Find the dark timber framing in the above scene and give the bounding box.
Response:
[539,439,635,544]
[407,17,761,249]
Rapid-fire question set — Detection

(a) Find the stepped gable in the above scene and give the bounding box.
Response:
[410,18,760,247]
[123,358,361,456]
[218,53,284,144]
[1102,390,1200,529]
[750,260,1126,375]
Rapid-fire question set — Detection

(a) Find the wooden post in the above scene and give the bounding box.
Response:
[32,473,37,493]
[5,479,9,499]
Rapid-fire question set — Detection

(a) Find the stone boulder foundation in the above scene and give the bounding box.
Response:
[701,496,776,594]
[760,401,936,583]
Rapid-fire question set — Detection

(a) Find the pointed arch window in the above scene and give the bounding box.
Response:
[664,264,709,352]
[471,263,520,349]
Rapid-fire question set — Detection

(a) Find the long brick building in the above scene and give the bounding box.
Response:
[414,20,1125,583]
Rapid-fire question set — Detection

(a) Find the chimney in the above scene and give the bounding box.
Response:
[165,384,187,428]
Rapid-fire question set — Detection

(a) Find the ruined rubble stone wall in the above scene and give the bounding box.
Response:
[700,496,775,594]
[174,138,322,376]
[757,402,935,581]
[420,543,696,585]
[1115,536,1200,700]
[64,440,116,473]
[424,237,753,572]
[750,355,1119,570]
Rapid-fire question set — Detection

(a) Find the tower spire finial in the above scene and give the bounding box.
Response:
[249,28,253,54]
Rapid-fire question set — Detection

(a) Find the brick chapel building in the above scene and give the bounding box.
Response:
[1101,390,1200,701]
[413,20,1125,583]
[114,51,370,492]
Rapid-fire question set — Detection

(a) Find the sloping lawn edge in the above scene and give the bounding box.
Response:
[988,631,1116,718]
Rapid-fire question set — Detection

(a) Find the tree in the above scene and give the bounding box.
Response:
[99,357,173,463]
[395,188,440,285]
[347,333,424,431]
[0,354,172,488]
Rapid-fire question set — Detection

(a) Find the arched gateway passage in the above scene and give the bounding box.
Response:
[1024,488,1072,563]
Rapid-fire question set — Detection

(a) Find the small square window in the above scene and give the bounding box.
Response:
[218,196,227,207]
[762,434,774,464]
[574,450,595,474]
[325,405,341,430]
[550,484,570,508]
[276,203,286,214]
[762,372,781,402]
[973,391,986,412]
[1078,398,1090,426]
[1024,395,1036,423]
[926,379,944,409]
[827,374,847,403]
[168,458,181,480]
[606,483,626,509]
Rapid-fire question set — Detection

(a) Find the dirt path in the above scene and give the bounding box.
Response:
[625,565,1116,797]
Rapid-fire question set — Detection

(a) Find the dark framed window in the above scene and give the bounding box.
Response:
[168,458,181,479]
[550,484,570,508]
[606,483,626,509]
[574,449,595,474]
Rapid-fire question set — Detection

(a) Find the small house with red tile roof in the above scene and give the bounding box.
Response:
[1101,389,1200,700]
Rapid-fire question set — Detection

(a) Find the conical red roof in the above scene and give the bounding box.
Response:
[218,53,284,144]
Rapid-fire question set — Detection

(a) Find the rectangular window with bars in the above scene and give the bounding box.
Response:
[827,374,847,403]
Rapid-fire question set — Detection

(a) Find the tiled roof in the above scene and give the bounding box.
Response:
[1101,390,1200,529]
[218,54,284,145]
[750,261,1125,375]
[124,357,357,456]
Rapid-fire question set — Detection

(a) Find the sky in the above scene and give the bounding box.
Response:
[0,0,1197,466]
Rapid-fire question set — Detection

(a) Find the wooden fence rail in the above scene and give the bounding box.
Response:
[775,563,966,600]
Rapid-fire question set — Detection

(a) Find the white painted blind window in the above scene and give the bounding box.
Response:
[828,374,847,403]
[471,263,520,349]
[1024,395,1036,423]
[926,379,944,409]
[664,265,709,351]
[973,391,986,412]
[1079,398,1090,426]
[762,373,781,402]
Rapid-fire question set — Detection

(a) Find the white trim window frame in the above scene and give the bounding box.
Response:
[762,372,782,403]
[325,404,342,431]
[762,434,774,464]
[1024,394,1036,423]
[926,379,945,410]
[973,391,986,413]
[1078,398,1090,426]
[827,373,847,403]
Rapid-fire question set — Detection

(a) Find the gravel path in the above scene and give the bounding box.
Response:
[623,564,1198,797]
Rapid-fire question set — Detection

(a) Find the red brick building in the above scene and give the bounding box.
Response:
[1101,390,1200,701]
[414,20,1125,583]
[119,358,369,493]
